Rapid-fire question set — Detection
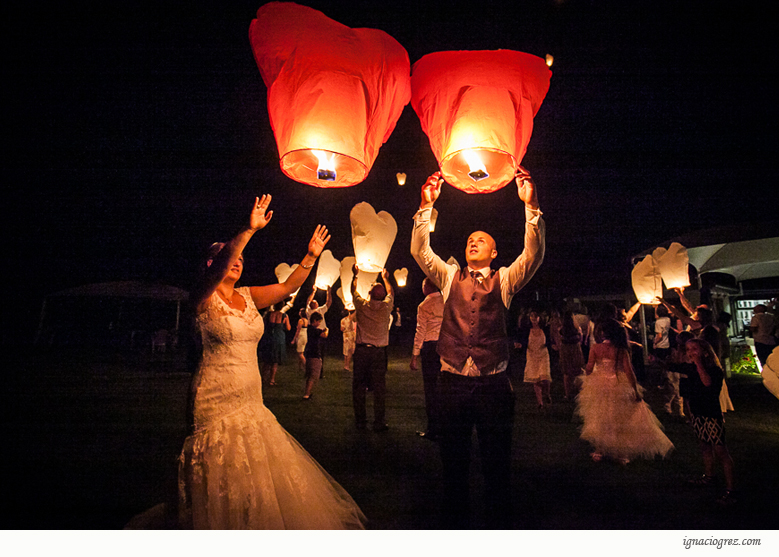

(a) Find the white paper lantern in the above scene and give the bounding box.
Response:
[314,249,341,290]
[394,267,408,287]
[336,287,353,311]
[631,255,662,304]
[338,256,378,307]
[350,202,397,273]
[653,242,691,290]
[274,262,301,299]
[396,172,407,186]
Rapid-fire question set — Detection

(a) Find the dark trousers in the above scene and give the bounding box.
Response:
[438,371,515,529]
[420,340,442,434]
[755,342,775,366]
[352,344,387,426]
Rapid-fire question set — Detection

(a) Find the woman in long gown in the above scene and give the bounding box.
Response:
[178,195,366,529]
[575,318,674,464]
[520,311,552,409]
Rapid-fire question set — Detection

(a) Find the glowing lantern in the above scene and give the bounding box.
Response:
[652,242,691,290]
[338,256,378,309]
[545,54,554,67]
[394,268,408,287]
[350,202,397,273]
[314,250,341,290]
[631,255,662,304]
[410,50,552,194]
[274,262,301,302]
[249,2,411,188]
[396,172,407,186]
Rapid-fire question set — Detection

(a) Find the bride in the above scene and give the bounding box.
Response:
[178,194,366,529]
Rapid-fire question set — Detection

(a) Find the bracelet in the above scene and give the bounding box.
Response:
[301,261,315,269]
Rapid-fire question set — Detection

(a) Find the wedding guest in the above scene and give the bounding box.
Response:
[410,277,445,439]
[302,312,328,400]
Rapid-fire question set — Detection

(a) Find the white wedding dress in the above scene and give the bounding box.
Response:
[575,358,674,461]
[177,287,366,529]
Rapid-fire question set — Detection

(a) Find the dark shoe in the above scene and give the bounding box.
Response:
[416,430,438,441]
[372,423,389,432]
[716,490,737,506]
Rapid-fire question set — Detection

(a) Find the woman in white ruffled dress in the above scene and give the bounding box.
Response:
[575,318,674,464]
[178,195,366,529]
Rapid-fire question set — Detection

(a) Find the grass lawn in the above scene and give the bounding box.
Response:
[4,345,778,531]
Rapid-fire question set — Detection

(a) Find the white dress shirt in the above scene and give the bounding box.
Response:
[411,205,545,376]
[413,292,444,356]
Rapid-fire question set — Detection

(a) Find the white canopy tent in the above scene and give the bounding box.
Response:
[632,222,778,359]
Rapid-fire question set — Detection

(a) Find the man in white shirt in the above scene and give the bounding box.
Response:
[410,278,444,439]
[305,285,332,326]
[351,266,394,432]
[410,167,545,528]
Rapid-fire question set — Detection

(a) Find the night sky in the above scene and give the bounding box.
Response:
[6,0,779,342]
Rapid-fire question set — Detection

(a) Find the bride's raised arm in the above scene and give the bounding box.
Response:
[249,225,330,311]
[191,195,274,313]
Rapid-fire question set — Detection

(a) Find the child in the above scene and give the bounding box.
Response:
[303,312,328,400]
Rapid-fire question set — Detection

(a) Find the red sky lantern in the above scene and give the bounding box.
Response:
[249,2,411,187]
[410,50,551,194]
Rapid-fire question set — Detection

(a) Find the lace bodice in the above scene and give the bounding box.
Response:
[191,287,265,430]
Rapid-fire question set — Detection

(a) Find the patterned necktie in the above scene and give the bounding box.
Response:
[470,270,482,284]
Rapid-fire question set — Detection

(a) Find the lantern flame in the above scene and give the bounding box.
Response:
[313,150,337,182]
[463,150,489,181]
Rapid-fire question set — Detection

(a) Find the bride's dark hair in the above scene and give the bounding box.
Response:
[599,317,631,372]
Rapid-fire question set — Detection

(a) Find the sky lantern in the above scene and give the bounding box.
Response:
[249,2,411,188]
[274,262,301,308]
[396,172,407,186]
[314,250,341,290]
[631,255,662,304]
[652,242,691,290]
[338,256,378,309]
[394,268,408,287]
[350,202,397,273]
[410,50,552,194]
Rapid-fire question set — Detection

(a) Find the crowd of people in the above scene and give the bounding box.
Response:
[129,167,777,530]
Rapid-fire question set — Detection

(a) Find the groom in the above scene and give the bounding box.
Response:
[410,167,545,528]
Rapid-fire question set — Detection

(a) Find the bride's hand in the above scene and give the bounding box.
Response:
[307,225,331,258]
[250,195,273,230]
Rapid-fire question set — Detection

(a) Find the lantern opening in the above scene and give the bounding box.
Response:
[313,150,337,182]
[463,150,489,181]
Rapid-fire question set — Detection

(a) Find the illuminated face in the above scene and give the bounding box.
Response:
[530,312,540,325]
[227,255,244,280]
[685,341,703,360]
[465,231,497,268]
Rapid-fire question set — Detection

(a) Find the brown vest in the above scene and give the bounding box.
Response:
[437,267,510,372]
